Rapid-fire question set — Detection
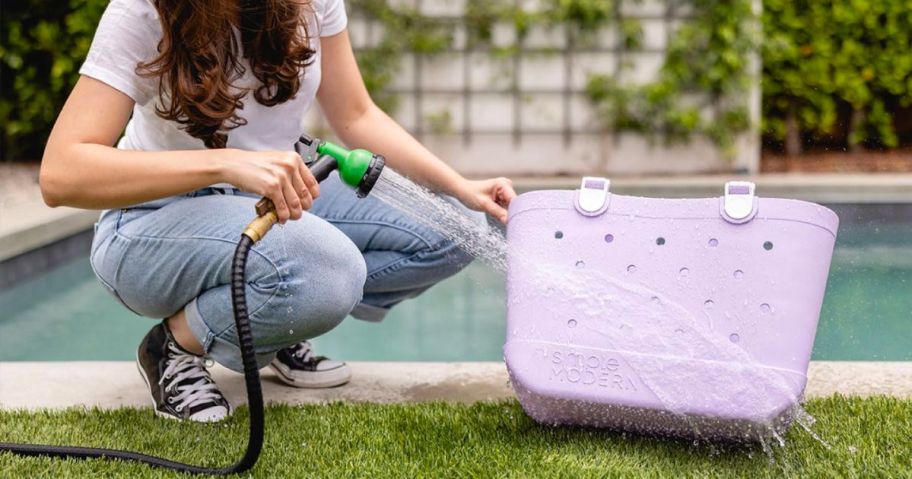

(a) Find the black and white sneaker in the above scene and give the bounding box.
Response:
[270,341,351,388]
[136,322,230,422]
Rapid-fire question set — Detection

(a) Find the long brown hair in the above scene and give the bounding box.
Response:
[138,0,316,148]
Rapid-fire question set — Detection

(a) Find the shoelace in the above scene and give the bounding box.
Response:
[160,342,223,414]
[291,341,316,362]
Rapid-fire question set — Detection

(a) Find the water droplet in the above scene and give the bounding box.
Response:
[679,267,690,277]
[729,333,740,343]
[604,233,614,243]
[627,264,637,273]
[734,269,744,279]
[567,319,577,328]
[575,260,585,268]
[651,296,661,305]
[288,329,294,335]
[760,303,772,314]
[704,299,715,308]
[708,238,719,247]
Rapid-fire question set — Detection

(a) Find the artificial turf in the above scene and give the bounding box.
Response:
[0,396,909,478]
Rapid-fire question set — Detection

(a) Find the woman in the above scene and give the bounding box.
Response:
[40,0,515,422]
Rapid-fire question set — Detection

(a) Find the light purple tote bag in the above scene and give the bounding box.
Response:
[505,178,839,439]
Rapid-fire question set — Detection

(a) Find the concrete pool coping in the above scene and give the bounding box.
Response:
[2,173,912,266]
[0,200,97,263]
[0,361,909,410]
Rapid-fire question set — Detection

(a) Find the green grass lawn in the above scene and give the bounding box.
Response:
[1,396,910,478]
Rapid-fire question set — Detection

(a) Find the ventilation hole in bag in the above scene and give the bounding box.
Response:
[708,238,719,247]
[567,319,577,328]
[763,241,774,251]
[627,264,637,274]
[729,333,740,343]
[760,303,772,314]
[554,231,563,239]
[733,269,744,279]
[575,260,585,268]
[604,233,614,243]
[656,237,666,246]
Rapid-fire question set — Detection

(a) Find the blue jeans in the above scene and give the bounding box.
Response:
[90,173,480,372]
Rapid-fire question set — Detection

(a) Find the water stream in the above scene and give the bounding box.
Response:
[369,169,509,271]
[369,168,822,454]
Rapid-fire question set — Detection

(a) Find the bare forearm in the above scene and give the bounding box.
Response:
[334,105,466,195]
[316,32,516,221]
[40,144,224,209]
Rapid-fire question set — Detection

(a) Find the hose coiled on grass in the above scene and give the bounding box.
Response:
[0,233,265,475]
[0,137,386,474]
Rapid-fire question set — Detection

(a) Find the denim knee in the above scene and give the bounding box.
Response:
[429,209,487,276]
[245,226,367,352]
[433,237,475,276]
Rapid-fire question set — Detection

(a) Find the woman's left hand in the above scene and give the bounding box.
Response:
[457,177,517,223]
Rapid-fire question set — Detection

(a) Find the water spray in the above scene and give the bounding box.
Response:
[0,134,386,474]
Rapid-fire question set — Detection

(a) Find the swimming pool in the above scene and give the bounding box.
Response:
[1,203,909,361]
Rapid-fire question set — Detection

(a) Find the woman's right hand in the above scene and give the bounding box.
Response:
[218,149,320,223]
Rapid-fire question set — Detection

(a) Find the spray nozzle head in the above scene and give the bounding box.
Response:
[296,134,385,197]
[355,153,385,197]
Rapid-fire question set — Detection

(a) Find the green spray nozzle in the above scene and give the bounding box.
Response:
[249,135,386,240]
[315,141,377,191]
[294,135,386,198]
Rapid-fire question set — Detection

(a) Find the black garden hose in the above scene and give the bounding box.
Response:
[0,233,265,475]
[0,136,385,474]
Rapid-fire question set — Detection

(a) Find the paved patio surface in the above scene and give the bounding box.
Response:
[1,361,910,410]
[0,164,97,262]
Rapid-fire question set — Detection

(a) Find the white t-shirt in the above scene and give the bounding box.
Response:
[79,0,347,153]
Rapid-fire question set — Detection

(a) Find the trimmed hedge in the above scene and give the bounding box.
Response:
[2,0,912,160]
[1,0,106,160]
[763,0,912,154]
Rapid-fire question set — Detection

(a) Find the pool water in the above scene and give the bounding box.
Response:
[1,204,909,362]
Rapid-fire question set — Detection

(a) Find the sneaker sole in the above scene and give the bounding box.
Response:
[135,350,231,422]
[269,360,351,389]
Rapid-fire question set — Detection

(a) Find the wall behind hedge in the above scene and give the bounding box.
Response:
[2,0,911,161]
[339,0,760,175]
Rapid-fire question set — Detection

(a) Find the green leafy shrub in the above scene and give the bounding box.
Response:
[763,0,912,154]
[4,0,912,161]
[585,0,756,158]
[1,0,107,160]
